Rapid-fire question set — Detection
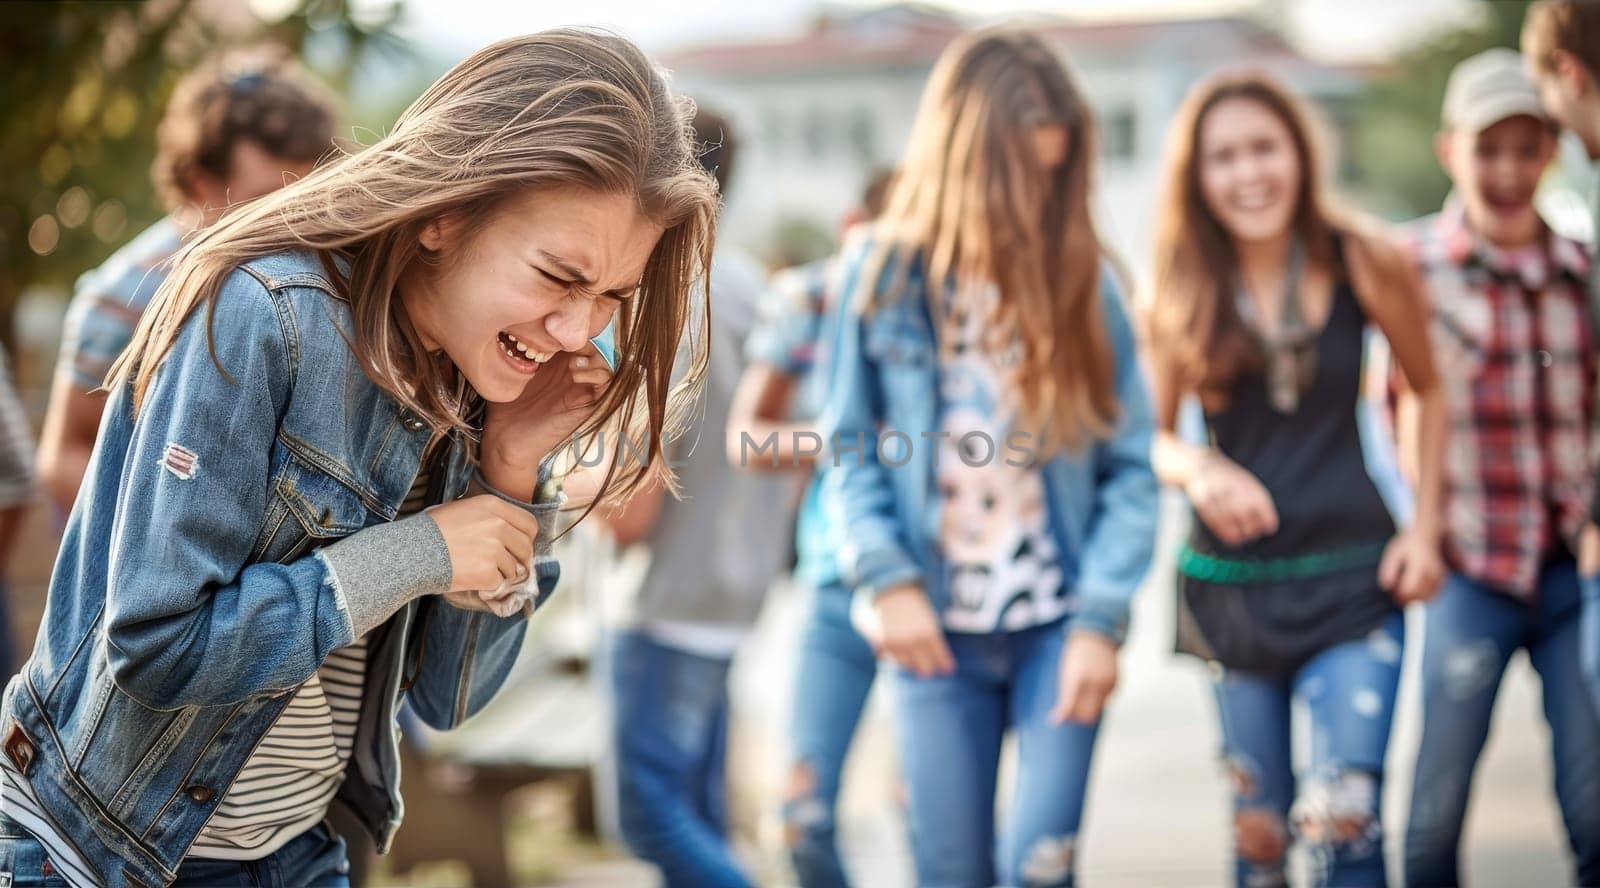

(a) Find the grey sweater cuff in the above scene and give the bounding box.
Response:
[466,469,563,610]
[466,470,562,552]
[316,512,453,637]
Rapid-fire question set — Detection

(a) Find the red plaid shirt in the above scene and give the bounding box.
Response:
[1398,205,1595,599]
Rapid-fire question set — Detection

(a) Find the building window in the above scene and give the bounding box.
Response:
[1102,107,1136,162]
[804,106,829,159]
[848,107,877,165]
[762,110,786,158]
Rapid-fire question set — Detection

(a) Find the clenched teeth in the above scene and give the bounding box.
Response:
[499,331,553,363]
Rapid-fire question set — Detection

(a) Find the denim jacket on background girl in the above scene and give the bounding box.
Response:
[815,239,1159,643]
[0,250,559,887]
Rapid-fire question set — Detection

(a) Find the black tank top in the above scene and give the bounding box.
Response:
[1191,269,1395,558]
[1175,245,1399,674]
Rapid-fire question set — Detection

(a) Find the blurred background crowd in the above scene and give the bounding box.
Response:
[1,1,1596,885]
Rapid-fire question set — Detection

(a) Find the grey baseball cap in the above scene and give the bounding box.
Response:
[1442,48,1551,133]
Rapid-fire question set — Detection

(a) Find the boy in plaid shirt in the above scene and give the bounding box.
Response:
[1395,49,1600,887]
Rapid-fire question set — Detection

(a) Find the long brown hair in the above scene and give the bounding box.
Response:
[1146,71,1341,408]
[112,30,717,503]
[864,27,1117,454]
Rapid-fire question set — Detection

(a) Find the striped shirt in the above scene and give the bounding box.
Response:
[0,469,433,884]
[187,638,368,859]
[0,341,33,510]
[58,217,182,391]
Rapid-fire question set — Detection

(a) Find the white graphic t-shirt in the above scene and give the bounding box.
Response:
[936,283,1066,633]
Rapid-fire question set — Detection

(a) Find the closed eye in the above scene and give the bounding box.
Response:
[536,267,574,288]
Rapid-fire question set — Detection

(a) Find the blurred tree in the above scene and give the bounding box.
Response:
[0,0,408,345]
[769,215,836,271]
[1354,0,1535,219]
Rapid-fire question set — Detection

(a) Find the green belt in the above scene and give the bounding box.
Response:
[1177,541,1388,585]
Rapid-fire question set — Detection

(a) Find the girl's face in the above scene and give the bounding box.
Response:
[405,187,662,403]
[1197,97,1303,245]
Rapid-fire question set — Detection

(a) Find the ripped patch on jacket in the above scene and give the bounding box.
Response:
[159,443,199,481]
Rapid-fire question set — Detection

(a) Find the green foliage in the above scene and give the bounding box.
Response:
[0,0,408,335]
[1354,0,1537,219]
[769,215,837,270]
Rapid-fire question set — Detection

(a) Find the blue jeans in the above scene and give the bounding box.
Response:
[0,811,349,886]
[1213,610,1403,888]
[1405,560,1600,887]
[608,629,752,888]
[893,617,1097,888]
[785,584,877,888]
[1581,572,1600,719]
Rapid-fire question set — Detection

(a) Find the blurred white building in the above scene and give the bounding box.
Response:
[663,4,1370,280]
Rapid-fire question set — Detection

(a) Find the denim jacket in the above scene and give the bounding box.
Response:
[0,251,560,887]
[815,240,1158,642]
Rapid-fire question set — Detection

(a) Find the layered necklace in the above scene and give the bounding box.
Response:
[1233,237,1316,414]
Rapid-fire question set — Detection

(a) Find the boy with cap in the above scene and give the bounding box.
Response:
[1398,48,1600,887]
[1523,0,1600,714]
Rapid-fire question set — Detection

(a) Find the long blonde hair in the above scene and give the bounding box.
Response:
[866,27,1117,454]
[113,29,716,502]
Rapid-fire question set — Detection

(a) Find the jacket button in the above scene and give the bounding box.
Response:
[402,416,427,432]
[186,784,214,804]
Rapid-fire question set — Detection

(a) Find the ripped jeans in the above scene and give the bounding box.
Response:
[1212,610,1403,888]
[894,617,1098,888]
[1405,559,1600,887]
[784,584,878,888]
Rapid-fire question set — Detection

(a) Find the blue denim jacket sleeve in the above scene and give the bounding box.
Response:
[1069,276,1160,645]
[103,270,364,709]
[815,248,923,597]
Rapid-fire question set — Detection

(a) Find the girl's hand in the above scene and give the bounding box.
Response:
[1379,526,1445,605]
[481,343,614,492]
[427,495,540,593]
[1183,453,1279,546]
[872,584,955,677]
[1051,630,1119,725]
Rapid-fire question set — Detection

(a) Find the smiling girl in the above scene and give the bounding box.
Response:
[1145,72,1445,888]
[0,30,714,887]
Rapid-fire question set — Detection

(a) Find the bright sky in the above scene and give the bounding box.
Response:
[387,0,1481,64]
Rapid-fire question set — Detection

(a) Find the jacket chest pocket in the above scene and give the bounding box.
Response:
[864,305,936,367]
[249,455,373,564]
[864,317,937,427]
